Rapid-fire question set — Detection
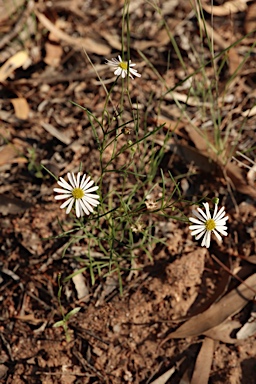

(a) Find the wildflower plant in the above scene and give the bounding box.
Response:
[49,0,233,308]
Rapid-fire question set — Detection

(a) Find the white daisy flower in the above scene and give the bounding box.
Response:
[54,172,100,218]
[189,202,228,248]
[105,55,141,79]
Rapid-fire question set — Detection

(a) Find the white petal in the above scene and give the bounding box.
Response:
[201,231,211,248]
[80,174,88,189]
[54,188,72,194]
[75,199,81,218]
[191,227,205,236]
[191,210,204,222]
[189,217,204,225]
[121,70,126,78]
[114,67,122,76]
[55,194,72,200]
[215,227,228,236]
[79,199,90,215]
[129,68,141,78]
[215,218,228,226]
[213,204,219,218]
[195,228,206,240]
[197,207,209,221]
[83,192,100,199]
[189,224,205,230]
[82,196,100,206]
[83,179,94,191]
[118,55,122,62]
[81,199,94,213]
[202,202,211,219]
[58,178,73,191]
[213,230,222,242]
[76,172,81,188]
[214,207,226,221]
[67,173,76,189]
[60,197,73,210]
[83,186,99,194]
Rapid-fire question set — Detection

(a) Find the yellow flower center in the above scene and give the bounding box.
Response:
[119,61,128,70]
[205,219,216,231]
[72,188,84,199]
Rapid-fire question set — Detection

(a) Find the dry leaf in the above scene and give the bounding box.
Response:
[0,51,29,82]
[202,0,248,16]
[0,194,32,215]
[15,314,44,325]
[72,271,90,301]
[245,2,256,34]
[41,122,72,145]
[228,47,242,76]
[225,162,256,199]
[169,143,219,173]
[183,125,256,199]
[10,97,30,120]
[150,367,176,384]
[36,11,111,55]
[204,320,241,343]
[191,338,214,384]
[0,144,19,165]
[44,42,63,67]
[165,273,256,339]
[241,105,256,117]
[247,164,256,187]
[236,303,256,339]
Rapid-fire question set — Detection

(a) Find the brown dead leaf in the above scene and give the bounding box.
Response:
[236,303,256,339]
[0,51,29,82]
[44,42,63,67]
[225,162,256,199]
[72,271,90,302]
[10,97,30,120]
[0,144,19,165]
[202,0,248,16]
[15,314,44,325]
[191,338,215,384]
[41,122,72,145]
[150,367,176,384]
[0,194,32,215]
[228,47,242,76]
[244,255,256,264]
[169,143,219,173]
[247,164,256,187]
[36,11,111,55]
[242,105,256,118]
[245,2,256,34]
[165,273,256,339]
[182,125,256,199]
[204,319,241,343]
